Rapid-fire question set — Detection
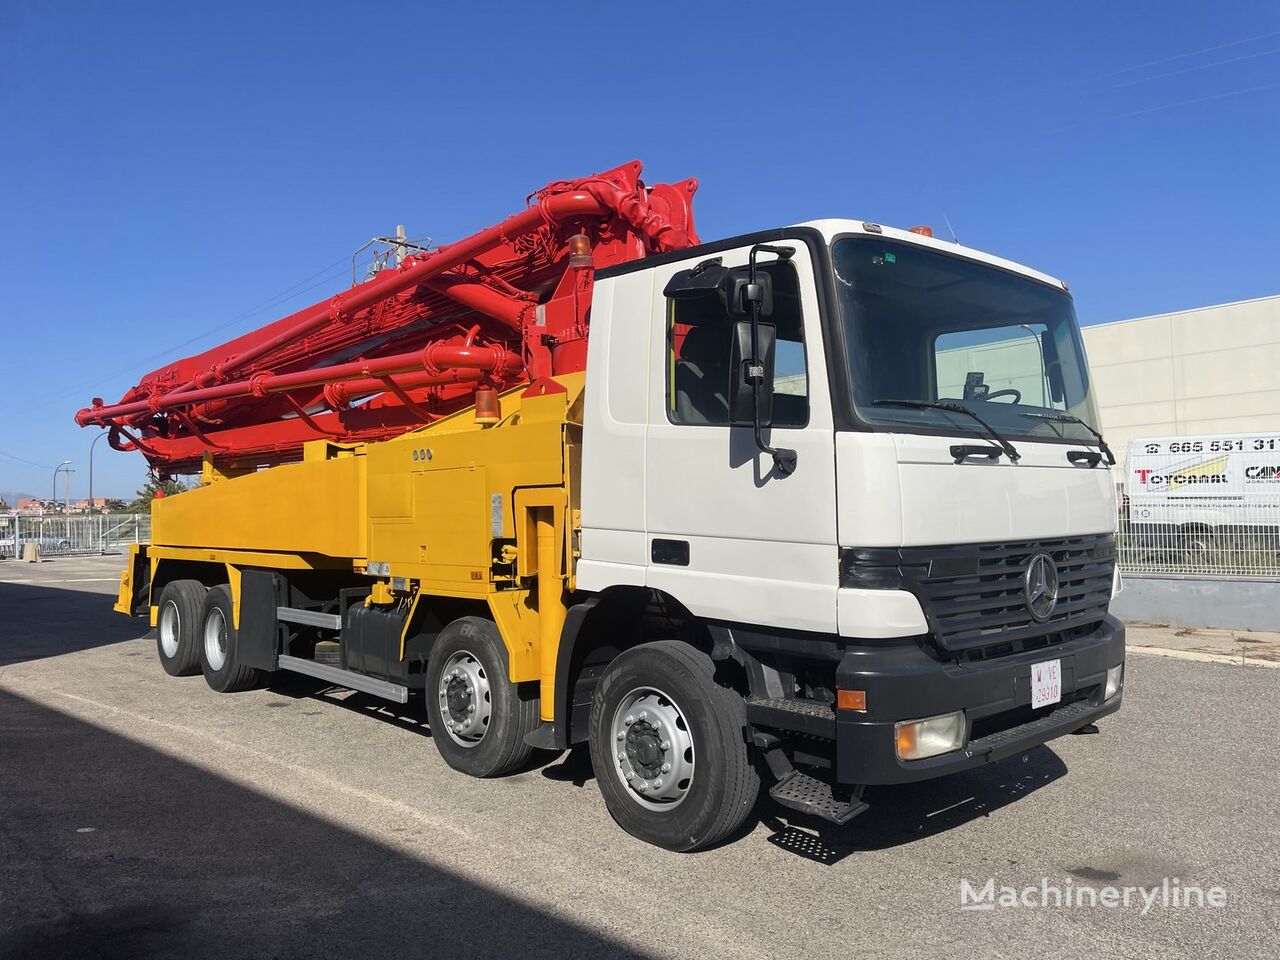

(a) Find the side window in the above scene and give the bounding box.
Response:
[666,262,808,426]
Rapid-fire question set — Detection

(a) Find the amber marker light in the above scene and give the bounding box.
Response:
[567,233,593,269]
[896,722,917,759]
[836,689,866,712]
[474,386,500,426]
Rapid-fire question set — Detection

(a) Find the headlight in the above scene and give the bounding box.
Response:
[1104,663,1124,701]
[895,710,965,761]
[1112,567,1123,599]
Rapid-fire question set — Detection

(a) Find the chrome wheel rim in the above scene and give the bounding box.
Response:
[203,606,228,671]
[437,650,491,748]
[610,686,695,810]
[159,600,180,658]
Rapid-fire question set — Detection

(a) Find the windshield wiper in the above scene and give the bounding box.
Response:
[872,399,1021,462]
[1020,412,1116,464]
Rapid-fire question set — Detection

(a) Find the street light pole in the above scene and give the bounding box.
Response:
[52,461,71,511]
[89,430,107,512]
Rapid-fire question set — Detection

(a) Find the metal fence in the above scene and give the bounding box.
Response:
[0,512,151,560]
[1117,502,1280,579]
[3,505,1275,579]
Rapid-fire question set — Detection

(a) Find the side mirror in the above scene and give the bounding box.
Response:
[663,257,730,301]
[723,271,774,317]
[662,259,775,318]
[729,320,775,426]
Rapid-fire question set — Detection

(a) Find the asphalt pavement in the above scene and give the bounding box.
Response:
[1,555,1277,960]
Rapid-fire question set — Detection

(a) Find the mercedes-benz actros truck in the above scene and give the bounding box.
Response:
[80,161,1125,850]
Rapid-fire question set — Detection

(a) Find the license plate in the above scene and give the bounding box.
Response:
[1030,659,1062,709]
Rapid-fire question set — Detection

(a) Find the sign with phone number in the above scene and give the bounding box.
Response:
[1144,438,1280,455]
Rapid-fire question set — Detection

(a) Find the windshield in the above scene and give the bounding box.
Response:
[831,236,1101,445]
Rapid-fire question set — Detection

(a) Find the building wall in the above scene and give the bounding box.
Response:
[1081,294,1280,470]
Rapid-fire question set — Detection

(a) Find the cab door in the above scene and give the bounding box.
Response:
[643,238,838,634]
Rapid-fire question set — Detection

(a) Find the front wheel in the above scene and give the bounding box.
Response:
[588,641,759,851]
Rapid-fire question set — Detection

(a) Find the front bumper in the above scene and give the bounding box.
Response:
[832,615,1125,784]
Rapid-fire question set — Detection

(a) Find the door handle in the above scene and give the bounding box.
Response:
[651,539,690,566]
[950,444,1002,464]
[1067,450,1102,467]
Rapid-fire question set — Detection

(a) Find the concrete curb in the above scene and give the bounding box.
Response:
[1128,645,1280,669]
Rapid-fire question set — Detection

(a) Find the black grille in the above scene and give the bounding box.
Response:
[841,534,1114,653]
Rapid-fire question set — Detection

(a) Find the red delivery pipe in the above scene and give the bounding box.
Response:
[77,343,520,424]
[185,191,604,391]
[424,274,531,328]
[322,368,485,409]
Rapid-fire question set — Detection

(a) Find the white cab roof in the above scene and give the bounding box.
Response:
[795,218,1068,291]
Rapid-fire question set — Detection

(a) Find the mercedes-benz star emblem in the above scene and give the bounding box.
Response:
[1023,553,1059,622]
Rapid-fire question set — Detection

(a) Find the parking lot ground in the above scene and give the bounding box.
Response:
[2,555,1279,960]
[1126,622,1280,667]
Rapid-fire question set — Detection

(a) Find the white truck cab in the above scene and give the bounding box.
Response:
[571,220,1125,824]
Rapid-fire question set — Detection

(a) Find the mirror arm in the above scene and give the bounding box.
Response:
[746,244,797,477]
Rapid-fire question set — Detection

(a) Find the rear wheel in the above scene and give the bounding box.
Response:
[155,580,206,677]
[425,616,540,778]
[588,641,759,852]
[199,585,266,693]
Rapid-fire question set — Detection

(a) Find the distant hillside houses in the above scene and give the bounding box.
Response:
[9,497,120,515]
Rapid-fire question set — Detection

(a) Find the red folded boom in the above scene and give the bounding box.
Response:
[77,161,699,475]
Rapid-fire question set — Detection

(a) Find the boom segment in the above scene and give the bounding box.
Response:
[77,161,698,474]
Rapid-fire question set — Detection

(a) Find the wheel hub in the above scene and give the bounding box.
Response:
[611,687,694,809]
[436,650,491,749]
[445,676,469,720]
[159,600,180,658]
[203,607,227,671]
[625,721,664,777]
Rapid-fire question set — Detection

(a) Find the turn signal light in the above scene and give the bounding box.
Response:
[836,689,866,712]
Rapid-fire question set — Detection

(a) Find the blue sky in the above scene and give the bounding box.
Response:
[2,0,1278,499]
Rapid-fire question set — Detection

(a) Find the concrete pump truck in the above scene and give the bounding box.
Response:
[78,161,1125,851]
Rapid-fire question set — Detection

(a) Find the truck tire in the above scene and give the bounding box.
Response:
[155,580,206,677]
[588,641,760,852]
[426,616,539,778]
[199,585,266,693]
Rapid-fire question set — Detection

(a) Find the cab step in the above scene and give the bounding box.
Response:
[746,697,835,738]
[768,770,869,826]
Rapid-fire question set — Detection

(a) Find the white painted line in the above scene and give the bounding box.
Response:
[1128,645,1280,669]
[0,577,118,585]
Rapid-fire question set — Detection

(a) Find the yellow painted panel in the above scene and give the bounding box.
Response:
[367,470,413,520]
[153,456,366,558]
[487,589,540,682]
[416,466,489,583]
[147,545,346,570]
[113,543,140,615]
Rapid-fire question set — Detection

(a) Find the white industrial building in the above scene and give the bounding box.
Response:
[1081,294,1280,469]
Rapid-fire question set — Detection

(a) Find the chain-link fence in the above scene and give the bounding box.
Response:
[0,512,151,560]
[1117,499,1280,578]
